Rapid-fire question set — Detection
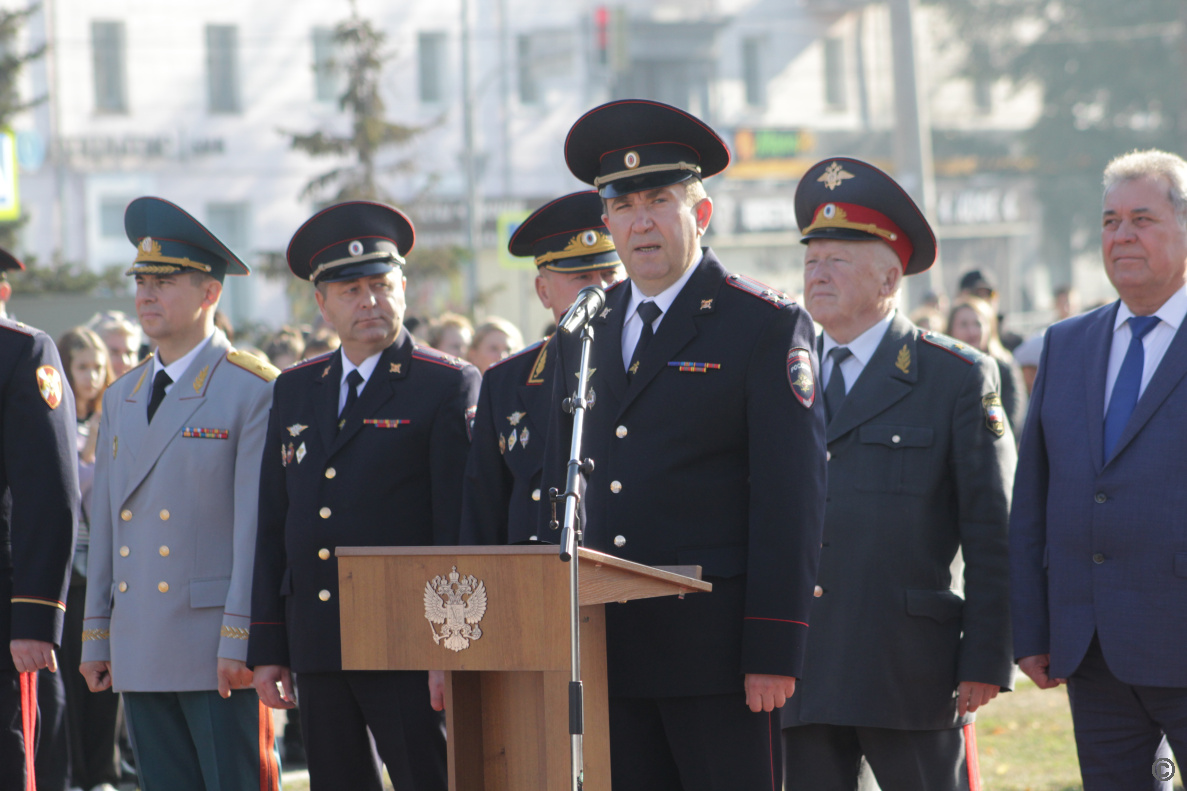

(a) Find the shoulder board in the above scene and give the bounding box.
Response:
[0,318,32,337]
[288,350,336,373]
[605,278,627,293]
[920,331,982,364]
[413,347,467,370]
[227,349,280,381]
[112,352,153,384]
[488,337,546,372]
[725,274,793,307]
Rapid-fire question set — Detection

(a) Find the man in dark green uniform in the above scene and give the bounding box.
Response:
[781,158,1016,791]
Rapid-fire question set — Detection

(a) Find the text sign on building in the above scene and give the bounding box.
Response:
[0,129,19,221]
[730,128,816,180]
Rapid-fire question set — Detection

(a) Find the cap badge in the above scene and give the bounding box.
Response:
[140,237,154,253]
[823,204,837,219]
[624,151,640,169]
[348,240,365,256]
[581,230,598,247]
[819,162,855,191]
[36,365,62,409]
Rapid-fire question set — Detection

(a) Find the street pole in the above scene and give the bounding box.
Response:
[461,0,480,312]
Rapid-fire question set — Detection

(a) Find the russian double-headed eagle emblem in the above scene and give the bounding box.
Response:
[424,566,488,652]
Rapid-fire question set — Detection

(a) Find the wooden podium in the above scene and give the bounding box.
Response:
[337,545,711,791]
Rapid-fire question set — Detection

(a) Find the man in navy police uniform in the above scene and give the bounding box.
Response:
[541,99,827,791]
[248,201,481,791]
[780,158,1016,791]
[461,190,623,545]
[0,248,79,791]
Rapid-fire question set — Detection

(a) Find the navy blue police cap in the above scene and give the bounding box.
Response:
[287,201,414,285]
[565,99,731,199]
[124,197,249,282]
[509,191,621,273]
[795,157,937,276]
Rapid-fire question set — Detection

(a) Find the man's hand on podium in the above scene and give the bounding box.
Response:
[429,670,445,711]
[744,673,797,713]
[253,664,296,709]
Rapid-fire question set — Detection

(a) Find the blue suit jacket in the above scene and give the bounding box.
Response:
[1010,300,1187,686]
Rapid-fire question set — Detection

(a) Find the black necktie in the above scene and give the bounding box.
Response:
[627,301,663,380]
[824,347,852,423]
[341,369,364,417]
[146,370,171,424]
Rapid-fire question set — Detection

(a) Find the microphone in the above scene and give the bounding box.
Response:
[558,286,606,336]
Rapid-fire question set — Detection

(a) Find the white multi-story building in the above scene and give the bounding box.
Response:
[10,0,1051,339]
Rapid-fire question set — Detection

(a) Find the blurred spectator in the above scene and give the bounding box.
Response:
[920,289,949,318]
[1053,285,1081,321]
[88,311,143,378]
[303,328,340,359]
[263,327,306,371]
[426,312,474,358]
[404,315,422,339]
[56,327,124,791]
[467,317,523,374]
[213,309,235,342]
[908,305,945,332]
[1013,284,1083,394]
[958,269,1024,351]
[947,296,1027,439]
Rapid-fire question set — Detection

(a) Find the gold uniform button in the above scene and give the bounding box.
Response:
[826,451,832,461]
[614,535,627,547]
[531,489,541,502]
[159,546,170,557]
[325,467,336,479]
[117,581,128,593]
[813,585,824,598]
[616,425,628,438]
[610,481,622,494]
[120,509,132,522]
[318,589,331,601]
[529,535,538,541]
[159,509,170,521]
[891,435,901,444]
[157,581,169,593]
[119,546,130,557]
[319,507,331,519]
[318,548,331,560]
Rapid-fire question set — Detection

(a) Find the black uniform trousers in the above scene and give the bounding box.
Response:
[296,670,446,791]
[610,693,782,791]
[784,723,972,791]
[1067,634,1187,791]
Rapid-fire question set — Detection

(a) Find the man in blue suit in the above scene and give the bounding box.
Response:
[1011,148,1187,789]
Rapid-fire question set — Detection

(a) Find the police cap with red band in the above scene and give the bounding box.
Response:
[565,99,731,199]
[0,247,24,273]
[286,201,415,284]
[795,157,936,276]
[508,191,621,273]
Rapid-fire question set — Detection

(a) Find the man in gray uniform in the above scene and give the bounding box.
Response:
[781,159,1016,791]
[80,197,280,791]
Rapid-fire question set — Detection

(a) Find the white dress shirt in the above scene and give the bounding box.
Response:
[338,350,383,415]
[1104,285,1187,414]
[153,333,213,395]
[820,311,896,395]
[620,248,704,371]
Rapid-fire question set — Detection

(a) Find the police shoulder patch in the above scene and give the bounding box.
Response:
[920,331,982,364]
[228,349,280,382]
[982,392,1006,437]
[725,273,793,308]
[787,348,815,408]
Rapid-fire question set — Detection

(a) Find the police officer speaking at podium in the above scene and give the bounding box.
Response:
[540,99,827,791]
[248,201,480,791]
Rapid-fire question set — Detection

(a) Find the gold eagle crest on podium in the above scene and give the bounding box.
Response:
[424,566,488,652]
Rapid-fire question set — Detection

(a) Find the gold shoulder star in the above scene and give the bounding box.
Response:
[700,299,714,310]
[390,363,402,373]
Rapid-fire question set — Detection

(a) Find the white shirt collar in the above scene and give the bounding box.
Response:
[341,349,383,388]
[1114,284,1187,333]
[153,332,213,385]
[624,247,705,321]
[822,310,896,365]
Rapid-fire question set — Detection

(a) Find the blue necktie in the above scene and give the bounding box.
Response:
[1103,315,1160,462]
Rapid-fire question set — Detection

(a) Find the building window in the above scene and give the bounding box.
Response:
[517,34,538,104]
[823,37,846,111]
[92,21,127,114]
[312,26,340,102]
[98,196,128,239]
[206,24,241,115]
[742,36,764,107]
[206,202,250,255]
[418,31,447,103]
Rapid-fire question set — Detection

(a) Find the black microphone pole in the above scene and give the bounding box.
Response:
[551,285,603,791]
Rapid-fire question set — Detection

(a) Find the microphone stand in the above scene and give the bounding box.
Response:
[550,319,597,791]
